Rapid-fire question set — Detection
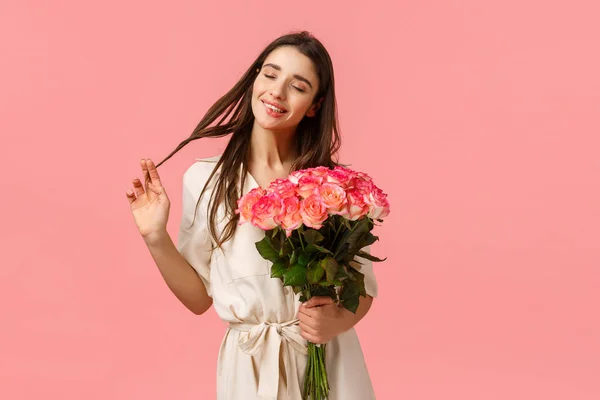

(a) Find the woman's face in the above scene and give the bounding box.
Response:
[251,46,322,133]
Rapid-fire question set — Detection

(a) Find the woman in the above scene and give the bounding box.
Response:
[125,31,378,399]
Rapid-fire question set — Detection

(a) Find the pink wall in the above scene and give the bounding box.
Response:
[1,1,599,399]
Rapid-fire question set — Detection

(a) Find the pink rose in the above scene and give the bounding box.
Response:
[309,166,331,178]
[352,176,373,195]
[268,178,298,198]
[236,187,267,225]
[317,182,347,215]
[288,170,310,185]
[345,189,370,220]
[275,196,303,236]
[367,187,390,219]
[325,167,354,189]
[355,171,373,182]
[251,191,283,230]
[296,175,322,199]
[300,194,328,229]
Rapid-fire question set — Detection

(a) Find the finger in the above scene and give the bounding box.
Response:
[146,158,162,187]
[132,177,145,197]
[300,330,324,345]
[303,296,334,308]
[299,305,318,319]
[299,320,318,336]
[125,189,136,204]
[147,181,163,195]
[298,309,315,325]
[140,159,151,186]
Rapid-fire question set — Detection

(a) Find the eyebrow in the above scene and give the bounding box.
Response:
[262,63,314,89]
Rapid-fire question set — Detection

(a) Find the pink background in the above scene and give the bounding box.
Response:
[1,1,599,399]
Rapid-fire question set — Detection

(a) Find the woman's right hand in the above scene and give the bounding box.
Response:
[126,158,171,240]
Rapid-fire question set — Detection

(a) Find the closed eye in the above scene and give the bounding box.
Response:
[263,74,306,92]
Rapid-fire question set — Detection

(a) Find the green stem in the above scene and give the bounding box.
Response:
[331,216,344,246]
[298,230,305,251]
[332,219,359,260]
[303,342,329,400]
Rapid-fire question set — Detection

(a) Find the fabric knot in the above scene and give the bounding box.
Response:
[265,321,283,335]
[228,318,307,399]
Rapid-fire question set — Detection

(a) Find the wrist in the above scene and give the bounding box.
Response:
[142,228,170,247]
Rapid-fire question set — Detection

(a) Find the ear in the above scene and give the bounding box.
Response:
[305,97,324,117]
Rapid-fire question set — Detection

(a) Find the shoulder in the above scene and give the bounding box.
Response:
[183,154,222,184]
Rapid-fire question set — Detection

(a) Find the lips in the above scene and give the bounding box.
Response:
[261,100,287,113]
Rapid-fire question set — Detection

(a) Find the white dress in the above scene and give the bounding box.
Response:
[177,155,379,400]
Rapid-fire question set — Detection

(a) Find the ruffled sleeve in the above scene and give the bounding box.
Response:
[176,162,214,297]
[351,245,379,298]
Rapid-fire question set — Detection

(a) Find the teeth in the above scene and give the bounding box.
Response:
[264,102,285,113]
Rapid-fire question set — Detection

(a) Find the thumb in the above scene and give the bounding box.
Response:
[303,296,334,308]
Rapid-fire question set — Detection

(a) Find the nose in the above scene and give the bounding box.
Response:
[269,81,286,100]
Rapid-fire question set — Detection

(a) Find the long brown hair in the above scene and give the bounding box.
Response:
[154,30,342,250]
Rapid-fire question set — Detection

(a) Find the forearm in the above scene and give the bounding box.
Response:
[339,294,373,331]
[143,230,212,315]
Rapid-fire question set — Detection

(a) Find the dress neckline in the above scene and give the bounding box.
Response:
[243,165,265,191]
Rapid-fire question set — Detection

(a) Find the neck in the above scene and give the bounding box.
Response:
[249,120,298,169]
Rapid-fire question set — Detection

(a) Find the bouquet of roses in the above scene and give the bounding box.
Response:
[235,164,390,400]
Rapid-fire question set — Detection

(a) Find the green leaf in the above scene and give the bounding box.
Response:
[282,240,294,255]
[303,229,324,245]
[298,251,311,266]
[357,279,367,297]
[292,285,303,294]
[289,249,298,265]
[301,289,311,303]
[270,235,281,253]
[283,264,307,286]
[317,280,342,287]
[340,281,360,314]
[312,244,333,254]
[333,243,349,262]
[307,263,325,284]
[346,267,366,282]
[255,236,280,263]
[356,249,387,262]
[270,260,288,279]
[347,268,366,296]
[320,257,339,284]
[336,265,350,279]
[304,244,319,253]
[363,232,379,247]
[337,252,356,264]
[342,218,352,230]
[346,218,372,255]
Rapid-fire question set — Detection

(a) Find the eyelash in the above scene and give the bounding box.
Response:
[263,74,306,92]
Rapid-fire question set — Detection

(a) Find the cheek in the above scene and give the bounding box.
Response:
[290,98,313,116]
[252,79,261,97]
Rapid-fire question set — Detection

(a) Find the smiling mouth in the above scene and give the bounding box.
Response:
[261,100,287,113]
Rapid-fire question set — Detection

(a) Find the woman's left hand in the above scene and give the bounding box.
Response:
[297,296,352,344]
